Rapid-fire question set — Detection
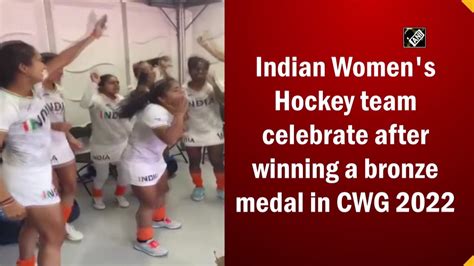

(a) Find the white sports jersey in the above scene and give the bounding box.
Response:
[80,83,133,146]
[42,84,68,144]
[0,85,52,167]
[122,104,171,163]
[183,82,224,146]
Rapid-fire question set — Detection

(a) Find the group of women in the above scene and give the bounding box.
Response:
[0,15,225,265]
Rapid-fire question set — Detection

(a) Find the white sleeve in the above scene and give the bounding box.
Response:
[80,82,99,109]
[142,105,172,129]
[0,98,19,132]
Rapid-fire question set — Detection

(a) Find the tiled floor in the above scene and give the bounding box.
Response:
[0,157,224,266]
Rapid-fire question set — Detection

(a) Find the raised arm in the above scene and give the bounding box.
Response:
[146,57,162,68]
[45,15,107,76]
[80,73,100,109]
[197,32,224,62]
[132,62,156,92]
[135,71,154,93]
[146,56,172,79]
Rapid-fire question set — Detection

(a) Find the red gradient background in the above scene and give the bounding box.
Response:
[225,1,474,265]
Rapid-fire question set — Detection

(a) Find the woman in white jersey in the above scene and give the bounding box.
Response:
[0,16,106,266]
[41,53,83,242]
[128,62,179,225]
[80,73,132,209]
[119,77,185,257]
[184,56,225,201]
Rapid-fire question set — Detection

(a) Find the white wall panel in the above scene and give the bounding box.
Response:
[0,0,49,51]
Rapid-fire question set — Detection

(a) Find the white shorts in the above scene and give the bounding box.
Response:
[121,159,167,187]
[51,137,75,167]
[2,164,59,207]
[183,128,224,147]
[90,142,127,164]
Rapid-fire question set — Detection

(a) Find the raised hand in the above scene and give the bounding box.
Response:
[90,72,100,84]
[197,31,211,46]
[163,95,188,116]
[137,71,150,86]
[175,95,188,115]
[91,15,107,39]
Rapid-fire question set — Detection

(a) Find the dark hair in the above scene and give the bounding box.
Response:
[98,74,116,93]
[132,61,149,79]
[119,78,176,119]
[41,52,57,64]
[188,56,210,72]
[132,56,171,79]
[147,56,171,67]
[0,41,36,87]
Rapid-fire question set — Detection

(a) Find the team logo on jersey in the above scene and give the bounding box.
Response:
[99,111,119,120]
[99,104,120,119]
[51,155,58,164]
[22,105,51,132]
[41,188,59,200]
[92,154,111,161]
[138,174,158,183]
[217,132,224,140]
[189,97,215,108]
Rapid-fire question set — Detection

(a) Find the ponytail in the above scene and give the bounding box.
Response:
[119,89,150,119]
[147,55,171,67]
[119,78,176,119]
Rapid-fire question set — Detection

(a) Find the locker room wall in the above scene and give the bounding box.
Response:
[0,0,224,126]
[0,0,50,52]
